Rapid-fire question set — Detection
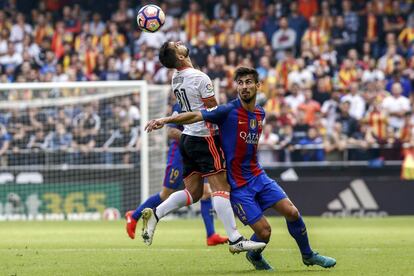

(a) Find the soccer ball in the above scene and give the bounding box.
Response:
[102,208,121,221]
[137,4,165,33]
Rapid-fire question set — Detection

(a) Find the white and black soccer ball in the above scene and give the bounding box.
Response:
[137,4,165,33]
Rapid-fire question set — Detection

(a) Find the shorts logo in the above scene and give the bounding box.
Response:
[206,106,218,112]
[250,119,257,129]
[233,203,247,223]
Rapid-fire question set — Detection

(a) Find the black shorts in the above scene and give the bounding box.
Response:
[179,134,226,179]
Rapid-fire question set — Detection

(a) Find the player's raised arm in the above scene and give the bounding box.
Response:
[145,111,203,132]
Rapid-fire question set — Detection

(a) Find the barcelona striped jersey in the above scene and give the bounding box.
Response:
[201,99,265,189]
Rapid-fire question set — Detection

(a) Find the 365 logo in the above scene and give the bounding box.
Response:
[322,179,388,217]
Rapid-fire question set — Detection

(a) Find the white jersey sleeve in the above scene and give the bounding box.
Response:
[197,73,215,99]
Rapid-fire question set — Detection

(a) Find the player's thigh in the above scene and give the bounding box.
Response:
[230,185,263,226]
[163,149,184,190]
[159,187,177,201]
[183,135,226,178]
[183,172,204,202]
[178,134,202,178]
[272,198,300,221]
[207,171,230,192]
[201,182,212,200]
[249,216,272,241]
[257,179,288,211]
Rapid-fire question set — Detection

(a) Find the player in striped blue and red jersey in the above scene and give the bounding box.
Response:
[125,103,228,246]
[146,67,336,271]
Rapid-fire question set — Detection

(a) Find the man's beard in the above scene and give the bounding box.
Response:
[184,47,190,57]
[240,93,255,103]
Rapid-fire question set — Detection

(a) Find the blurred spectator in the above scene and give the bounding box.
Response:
[302,16,329,52]
[342,0,359,48]
[331,15,351,60]
[234,8,252,35]
[292,109,310,145]
[62,5,81,34]
[364,100,389,144]
[341,82,366,120]
[264,84,285,119]
[298,126,324,161]
[362,58,385,83]
[10,13,32,43]
[260,4,278,43]
[122,97,140,126]
[190,31,213,70]
[89,12,106,37]
[336,101,359,138]
[45,123,72,150]
[136,47,160,77]
[321,90,340,134]
[258,124,279,163]
[324,122,347,161]
[111,0,134,26]
[288,58,313,89]
[385,70,412,98]
[100,56,124,81]
[285,82,305,113]
[213,0,238,20]
[298,0,318,20]
[0,123,11,165]
[383,0,406,37]
[381,82,411,130]
[337,58,357,90]
[271,17,296,60]
[184,2,206,42]
[165,17,187,43]
[101,22,125,58]
[288,2,308,52]
[298,88,321,125]
[103,118,139,164]
[72,105,100,164]
[378,44,405,75]
[399,111,414,145]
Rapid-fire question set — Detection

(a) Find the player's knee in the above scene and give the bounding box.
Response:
[159,189,174,201]
[208,173,230,192]
[187,188,203,203]
[286,206,300,221]
[201,188,211,200]
[257,225,272,241]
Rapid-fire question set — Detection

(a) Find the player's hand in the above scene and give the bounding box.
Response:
[145,119,165,132]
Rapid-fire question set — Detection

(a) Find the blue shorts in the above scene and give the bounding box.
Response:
[163,142,183,189]
[231,173,287,225]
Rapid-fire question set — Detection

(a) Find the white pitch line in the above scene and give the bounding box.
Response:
[0,248,380,252]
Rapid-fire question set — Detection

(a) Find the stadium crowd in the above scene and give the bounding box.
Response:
[0,0,414,165]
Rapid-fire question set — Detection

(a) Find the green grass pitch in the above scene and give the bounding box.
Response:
[1,217,413,275]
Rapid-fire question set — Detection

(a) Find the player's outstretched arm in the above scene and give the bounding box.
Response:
[145,111,203,132]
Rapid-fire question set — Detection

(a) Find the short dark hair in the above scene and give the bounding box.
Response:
[159,41,178,68]
[234,67,259,83]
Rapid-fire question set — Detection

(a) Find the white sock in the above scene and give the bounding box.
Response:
[212,191,242,242]
[155,190,193,219]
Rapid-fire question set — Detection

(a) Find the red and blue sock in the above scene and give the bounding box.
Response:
[132,193,163,220]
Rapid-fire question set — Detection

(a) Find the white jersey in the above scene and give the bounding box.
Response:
[171,68,218,137]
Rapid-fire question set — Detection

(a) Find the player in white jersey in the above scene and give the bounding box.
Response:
[141,41,266,254]
[171,67,218,136]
